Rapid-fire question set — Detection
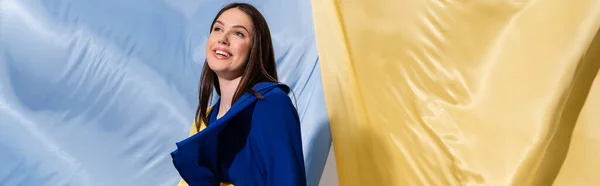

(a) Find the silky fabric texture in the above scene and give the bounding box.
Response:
[552,72,600,184]
[312,0,600,185]
[0,0,330,185]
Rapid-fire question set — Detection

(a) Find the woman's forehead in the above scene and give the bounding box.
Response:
[216,8,254,30]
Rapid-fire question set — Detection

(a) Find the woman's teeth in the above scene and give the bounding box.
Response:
[216,50,230,57]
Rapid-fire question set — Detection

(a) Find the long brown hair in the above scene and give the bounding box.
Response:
[195,3,278,131]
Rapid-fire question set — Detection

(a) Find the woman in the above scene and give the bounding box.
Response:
[171,3,307,186]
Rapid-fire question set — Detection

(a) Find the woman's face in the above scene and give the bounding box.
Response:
[206,8,254,80]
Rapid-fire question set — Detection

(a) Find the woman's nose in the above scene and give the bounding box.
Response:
[217,36,228,45]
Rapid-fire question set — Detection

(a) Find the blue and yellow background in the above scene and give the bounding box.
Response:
[1,0,599,185]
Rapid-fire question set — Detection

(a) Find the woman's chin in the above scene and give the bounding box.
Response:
[209,67,228,74]
[209,68,239,79]
[207,61,228,70]
[207,60,244,80]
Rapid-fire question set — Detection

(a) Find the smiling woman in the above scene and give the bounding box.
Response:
[205,8,254,82]
[170,3,307,186]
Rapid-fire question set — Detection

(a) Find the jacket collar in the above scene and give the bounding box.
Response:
[209,81,288,125]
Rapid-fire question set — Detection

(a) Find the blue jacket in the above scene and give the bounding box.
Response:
[171,82,307,186]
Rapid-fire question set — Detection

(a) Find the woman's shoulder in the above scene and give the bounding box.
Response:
[251,83,297,115]
[250,81,291,101]
[250,84,300,129]
[258,84,293,105]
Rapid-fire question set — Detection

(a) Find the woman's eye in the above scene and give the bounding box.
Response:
[213,27,222,32]
[235,32,244,37]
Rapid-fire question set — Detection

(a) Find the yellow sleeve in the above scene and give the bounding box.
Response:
[176,178,189,186]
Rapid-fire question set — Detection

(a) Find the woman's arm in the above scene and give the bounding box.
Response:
[251,88,307,186]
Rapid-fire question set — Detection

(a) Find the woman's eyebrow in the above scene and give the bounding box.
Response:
[215,20,249,33]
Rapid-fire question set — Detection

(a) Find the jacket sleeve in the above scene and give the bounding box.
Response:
[250,89,307,186]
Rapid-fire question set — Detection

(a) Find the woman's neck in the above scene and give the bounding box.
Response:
[217,76,242,118]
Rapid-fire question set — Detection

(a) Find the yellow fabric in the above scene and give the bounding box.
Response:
[553,72,600,186]
[311,0,600,185]
[176,107,233,186]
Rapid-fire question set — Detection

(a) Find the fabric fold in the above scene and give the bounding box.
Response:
[311,0,600,185]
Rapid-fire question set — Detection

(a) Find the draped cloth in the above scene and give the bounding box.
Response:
[311,0,600,185]
[176,117,232,186]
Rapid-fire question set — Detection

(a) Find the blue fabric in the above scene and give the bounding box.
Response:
[171,82,306,186]
[0,0,330,185]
